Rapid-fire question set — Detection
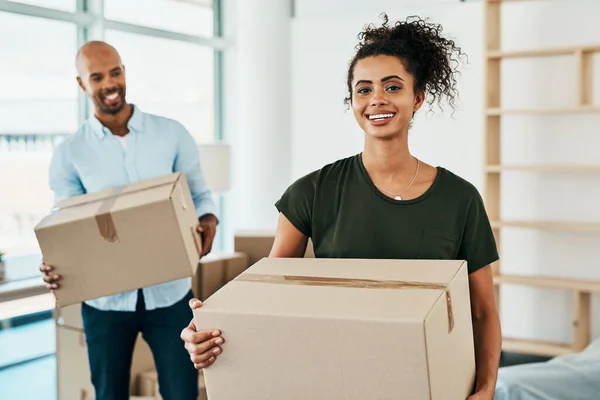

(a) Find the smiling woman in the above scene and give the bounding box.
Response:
[181,12,502,400]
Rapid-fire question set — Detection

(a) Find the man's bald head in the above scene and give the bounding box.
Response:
[75,41,122,77]
[75,41,128,116]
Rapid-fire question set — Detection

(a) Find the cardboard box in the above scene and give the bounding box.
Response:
[192,252,250,301]
[234,231,314,266]
[56,325,155,399]
[35,172,202,307]
[54,302,83,330]
[137,369,207,400]
[194,258,475,400]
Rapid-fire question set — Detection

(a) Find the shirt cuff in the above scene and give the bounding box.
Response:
[195,201,219,221]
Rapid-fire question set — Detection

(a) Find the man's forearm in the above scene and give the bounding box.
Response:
[472,310,502,394]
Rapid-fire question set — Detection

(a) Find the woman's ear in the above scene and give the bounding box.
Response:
[414,91,425,112]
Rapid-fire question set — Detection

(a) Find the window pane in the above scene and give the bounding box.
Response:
[105,30,215,142]
[0,12,79,134]
[104,0,214,37]
[0,12,77,257]
[9,0,76,11]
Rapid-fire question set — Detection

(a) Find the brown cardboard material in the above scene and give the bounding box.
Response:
[192,253,249,301]
[54,302,83,330]
[56,326,95,400]
[35,172,201,307]
[234,231,314,266]
[223,252,250,282]
[56,326,154,399]
[194,258,475,400]
[137,369,207,400]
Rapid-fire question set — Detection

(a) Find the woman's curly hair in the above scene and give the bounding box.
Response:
[344,13,467,114]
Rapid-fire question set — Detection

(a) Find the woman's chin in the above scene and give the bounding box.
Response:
[365,128,403,141]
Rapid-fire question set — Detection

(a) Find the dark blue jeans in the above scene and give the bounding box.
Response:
[81,290,198,400]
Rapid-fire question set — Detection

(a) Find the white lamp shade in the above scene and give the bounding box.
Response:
[197,143,231,193]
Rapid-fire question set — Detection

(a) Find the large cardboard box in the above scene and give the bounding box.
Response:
[35,172,202,307]
[193,252,249,301]
[234,231,314,266]
[54,302,84,330]
[194,258,475,400]
[137,369,208,400]
[56,325,155,399]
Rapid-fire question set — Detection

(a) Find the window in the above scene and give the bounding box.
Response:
[104,0,214,37]
[0,12,78,256]
[105,30,215,142]
[9,0,76,12]
[0,12,79,134]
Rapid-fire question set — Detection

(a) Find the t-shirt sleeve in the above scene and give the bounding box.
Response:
[458,191,499,274]
[274,172,316,237]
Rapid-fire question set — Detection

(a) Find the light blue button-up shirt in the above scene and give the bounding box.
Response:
[48,105,217,311]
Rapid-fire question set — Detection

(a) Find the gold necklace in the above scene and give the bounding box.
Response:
[373,158,420,201]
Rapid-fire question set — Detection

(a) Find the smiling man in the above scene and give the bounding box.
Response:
[40,40,217,400]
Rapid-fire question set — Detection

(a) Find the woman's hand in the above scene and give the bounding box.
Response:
[180,298,224,369]
[467,386,495,400]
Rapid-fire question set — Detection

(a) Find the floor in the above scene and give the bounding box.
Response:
[0,314,551,400]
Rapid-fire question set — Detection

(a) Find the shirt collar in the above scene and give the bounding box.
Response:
[90,104,145,140]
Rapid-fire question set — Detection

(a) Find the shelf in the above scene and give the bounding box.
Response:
[502,337,572,357]
[0,293,54,321]
[494,274,600,293]
[488,45,600,59]
[0,277,47,303]
[485,165,600,173]
[487,105,600,115]
[490,220,600,232]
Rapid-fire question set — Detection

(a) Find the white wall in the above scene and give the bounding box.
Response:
[291,0,600,343]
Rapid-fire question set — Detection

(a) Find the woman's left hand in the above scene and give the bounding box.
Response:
[467,387,494,400]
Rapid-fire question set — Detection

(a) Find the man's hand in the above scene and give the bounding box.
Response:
[197,214,218,257]
[39,261,60,296]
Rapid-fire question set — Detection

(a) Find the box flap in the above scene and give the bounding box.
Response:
[203,258,466,324]
[35,172,185,232]
[55,172,183,210]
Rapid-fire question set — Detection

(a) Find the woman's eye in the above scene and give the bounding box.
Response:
[357,87,371,94]
[386,85,401,92]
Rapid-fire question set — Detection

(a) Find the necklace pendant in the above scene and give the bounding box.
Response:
[394,195,402,201]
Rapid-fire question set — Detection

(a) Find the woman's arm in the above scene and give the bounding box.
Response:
[467,264,502,399]
[269,213,309,258]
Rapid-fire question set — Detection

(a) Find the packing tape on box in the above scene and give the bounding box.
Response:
[48,174,195,244]
[94,186,124,243]
[236,273,455,333]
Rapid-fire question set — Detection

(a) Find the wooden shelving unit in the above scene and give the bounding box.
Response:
[483,0,600,357]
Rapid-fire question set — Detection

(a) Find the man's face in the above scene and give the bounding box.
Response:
[77,46,127,116]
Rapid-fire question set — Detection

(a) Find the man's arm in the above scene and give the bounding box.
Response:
[173,124,219,255]
[468,264,502,399]
[49,143,85,204]
[173,124,218,220]
[42,142,85,292]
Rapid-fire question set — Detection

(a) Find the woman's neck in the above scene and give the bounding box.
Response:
[361,135,415,178]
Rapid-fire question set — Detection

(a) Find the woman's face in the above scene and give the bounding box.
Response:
[351,55,424,140]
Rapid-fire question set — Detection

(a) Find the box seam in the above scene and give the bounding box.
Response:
[423,320,433,400]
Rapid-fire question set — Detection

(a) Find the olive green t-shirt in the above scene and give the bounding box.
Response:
[275,153,499,274]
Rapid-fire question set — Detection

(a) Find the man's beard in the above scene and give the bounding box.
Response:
[95,87,126,115]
